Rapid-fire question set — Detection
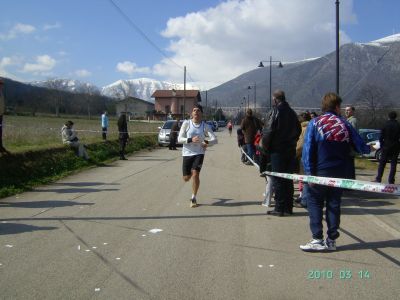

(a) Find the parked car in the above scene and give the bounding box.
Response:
[359,129,381,160]
[217,120,227,128]
[206,120,216,132]
[158,120,183,146]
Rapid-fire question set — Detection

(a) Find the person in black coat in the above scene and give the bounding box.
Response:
[375,111,400,184]
[118,114,129,160]
[169,119,179,150]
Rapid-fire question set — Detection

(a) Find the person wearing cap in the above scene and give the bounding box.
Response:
[0,79,9,154]
[61,120,89,160]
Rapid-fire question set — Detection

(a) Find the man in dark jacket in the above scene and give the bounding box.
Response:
[261,90,301,216]
[240,108,262,164]
[375,111,400,184]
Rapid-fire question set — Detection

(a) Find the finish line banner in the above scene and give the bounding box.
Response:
[240,148,399,196]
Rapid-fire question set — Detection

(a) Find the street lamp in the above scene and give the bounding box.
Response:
[248,83,256,113]
[258,56,283,110]
[335,0,340,95]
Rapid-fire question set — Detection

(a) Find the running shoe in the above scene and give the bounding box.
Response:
[190,199,198,208]
[325,238,336,251]
[300,239,327,251]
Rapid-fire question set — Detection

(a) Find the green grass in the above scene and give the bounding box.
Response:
[1,115,164,198]
[355,156,378,171]
[2,115,163,152]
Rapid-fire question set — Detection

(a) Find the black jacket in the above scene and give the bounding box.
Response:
[380,119,400,155]
[261,101,301,153]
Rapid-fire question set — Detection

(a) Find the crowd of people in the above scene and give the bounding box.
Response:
[235,89,400,252]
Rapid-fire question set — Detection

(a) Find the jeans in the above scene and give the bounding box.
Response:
[307,167,344,240]
[102,127,107,140]
[270,150,296,213]
[376,150,399,184]
[245,143,255,161]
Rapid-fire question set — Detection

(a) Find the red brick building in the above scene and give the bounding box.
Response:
[151,89,201,120]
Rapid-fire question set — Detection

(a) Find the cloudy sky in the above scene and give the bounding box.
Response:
[1,0,400,89]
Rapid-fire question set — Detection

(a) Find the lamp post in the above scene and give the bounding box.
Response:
[258,56,283,110]
[248,83,256,113]
[335,0,340,95]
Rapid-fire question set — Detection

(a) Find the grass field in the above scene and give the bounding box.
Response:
[2,115,163,152]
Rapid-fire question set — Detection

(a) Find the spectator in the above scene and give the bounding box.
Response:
[237,128,247,163]
[261,90,301,216]
[294,112,312,208]
[310,111,318,119]
[374,111,400,184]
[169,118,179,150]
[301,93,370,252]
[61,120,89,160]
[0,79,9,154]
[240,109,262,165]
[345,106,358,179]
[118,114,129,160]
[101,111,109,140]
[345,106,357,130]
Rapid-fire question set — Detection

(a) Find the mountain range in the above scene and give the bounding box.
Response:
[12,33,400,110]
[31,78,195,103]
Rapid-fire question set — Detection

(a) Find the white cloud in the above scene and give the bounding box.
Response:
[0,23,36,40]
[154,0,355,89]
[43,22,61,30]
[75,69,91,77]
[116,61,151,75]
[0,56,23,80]
[22,55,56,74]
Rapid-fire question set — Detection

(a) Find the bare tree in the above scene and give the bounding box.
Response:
[355,84,392,128]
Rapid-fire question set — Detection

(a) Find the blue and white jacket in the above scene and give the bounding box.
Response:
[302,112,370,175]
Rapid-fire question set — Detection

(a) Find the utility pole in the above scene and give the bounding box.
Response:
[183,66,186,120]
[336,0,340,95]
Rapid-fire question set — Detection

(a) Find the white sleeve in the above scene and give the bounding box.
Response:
[178,121,190,144]
[204,123,218,146]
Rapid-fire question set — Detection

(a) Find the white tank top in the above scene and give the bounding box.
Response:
[182,120,206,156]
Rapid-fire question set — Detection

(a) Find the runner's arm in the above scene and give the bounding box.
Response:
[178,121,191,144]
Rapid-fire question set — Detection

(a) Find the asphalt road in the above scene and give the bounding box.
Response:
[1,128,400,299]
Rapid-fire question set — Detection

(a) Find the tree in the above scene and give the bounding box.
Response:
[355,84,392,128]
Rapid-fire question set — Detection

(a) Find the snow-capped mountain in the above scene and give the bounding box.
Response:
[101,78,195,102]
[31,78,100,95]
[31,77,196,102]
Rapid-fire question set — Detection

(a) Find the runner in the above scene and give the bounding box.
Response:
[227,120,233,136]
[178,104,218,207]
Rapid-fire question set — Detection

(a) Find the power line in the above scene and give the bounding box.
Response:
[108,0,182,70]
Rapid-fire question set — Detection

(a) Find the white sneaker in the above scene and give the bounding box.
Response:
[325,238,336,251]
[300,239,327,251]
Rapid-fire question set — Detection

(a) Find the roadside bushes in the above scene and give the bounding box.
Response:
[0,135,157,198]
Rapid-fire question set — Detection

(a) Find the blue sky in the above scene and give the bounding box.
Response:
[1,0,399,90]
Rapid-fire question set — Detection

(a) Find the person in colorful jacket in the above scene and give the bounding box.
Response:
[300,93,370,252]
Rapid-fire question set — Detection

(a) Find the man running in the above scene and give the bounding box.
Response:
[178,104,218,207]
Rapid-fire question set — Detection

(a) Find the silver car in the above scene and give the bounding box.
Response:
[158,120,182,146]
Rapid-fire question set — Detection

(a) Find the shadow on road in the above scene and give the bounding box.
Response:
[339,239,400,251]
[33,188,119,194]
[0,223,57,235]
[0,200,94,208]
[52,182,119,187]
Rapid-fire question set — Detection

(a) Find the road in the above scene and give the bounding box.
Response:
[1,128,400,299]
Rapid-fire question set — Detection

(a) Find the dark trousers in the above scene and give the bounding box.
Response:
[0,115,3,148]
[307,167,344,240]
[345,156,356,179]
[270,150,296,213]
[102,127,107,140]
[376,150,399,184]
[119,138,127,158]
[169,133,177,149]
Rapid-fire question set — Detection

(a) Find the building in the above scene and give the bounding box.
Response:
[115,97,155,119]
[151,89,202,120]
